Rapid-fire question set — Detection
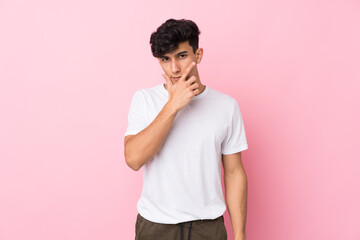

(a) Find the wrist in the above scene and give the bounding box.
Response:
[164,101,179,115]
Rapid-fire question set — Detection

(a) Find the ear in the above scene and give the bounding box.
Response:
[195,48,203,64]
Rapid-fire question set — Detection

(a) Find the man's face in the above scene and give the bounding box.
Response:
[157,41,203,84]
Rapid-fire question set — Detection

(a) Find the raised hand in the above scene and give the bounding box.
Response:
[162,61,200,112]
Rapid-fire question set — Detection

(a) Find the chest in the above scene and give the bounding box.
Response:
[147,99,230,146]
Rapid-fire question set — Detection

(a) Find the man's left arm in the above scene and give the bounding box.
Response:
[222,152,247,240]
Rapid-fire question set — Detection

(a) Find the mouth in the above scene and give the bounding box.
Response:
[172,76,181,81]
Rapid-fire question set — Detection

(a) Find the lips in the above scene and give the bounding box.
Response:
[172,77,181,80]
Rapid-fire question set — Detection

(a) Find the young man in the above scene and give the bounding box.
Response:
[124,19,248,240]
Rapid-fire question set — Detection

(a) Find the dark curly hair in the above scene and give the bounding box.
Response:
[150,18,201,58]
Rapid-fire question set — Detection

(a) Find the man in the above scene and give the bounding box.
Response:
[124,18,248,240]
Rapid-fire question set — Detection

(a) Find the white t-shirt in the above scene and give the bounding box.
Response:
[124,83,248,224]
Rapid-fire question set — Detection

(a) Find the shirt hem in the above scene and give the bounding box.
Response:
[137,206,227,224]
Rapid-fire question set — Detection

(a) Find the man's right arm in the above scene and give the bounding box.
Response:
[124,61,199,171]
[124,102,178,171]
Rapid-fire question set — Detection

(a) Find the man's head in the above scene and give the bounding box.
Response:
[150,18,200,58]
[150,19,204,84]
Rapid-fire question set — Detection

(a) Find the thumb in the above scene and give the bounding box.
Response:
[162,73,173,89]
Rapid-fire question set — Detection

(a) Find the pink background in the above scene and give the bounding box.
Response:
[1,0,359,239]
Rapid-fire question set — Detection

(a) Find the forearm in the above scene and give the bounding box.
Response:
[224,170,248,239]
[125,102,178,171]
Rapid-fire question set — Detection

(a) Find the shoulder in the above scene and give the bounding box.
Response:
[207,87,238,108]
[134,84,164,98]
[207,87,244,123]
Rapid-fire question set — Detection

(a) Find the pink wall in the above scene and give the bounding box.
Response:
[1,0,359,239]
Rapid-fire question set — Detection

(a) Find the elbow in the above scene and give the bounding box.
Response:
[129,163,141,172]
[125,158,141,171]
[124,137,148,171]
[124,154,140,171]
[124,136,141,171]
[124,149,141,171]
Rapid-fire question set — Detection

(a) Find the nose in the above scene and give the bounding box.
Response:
[171,60,180,75]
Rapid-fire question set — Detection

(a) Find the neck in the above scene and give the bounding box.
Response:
[196,83,206,96]
[195,75,205,95]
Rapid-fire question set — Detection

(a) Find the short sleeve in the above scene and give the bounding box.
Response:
[221,98,248,155]
[124,91,148,137]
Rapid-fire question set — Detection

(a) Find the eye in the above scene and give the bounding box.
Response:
[161,57,169,61]
[179,54,187,58]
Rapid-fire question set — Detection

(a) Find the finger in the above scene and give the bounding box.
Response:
[162,73,173,88]
[186,75,197,85]
[180,62,196,82]
[189,82,199,91]
[193,88,200,95]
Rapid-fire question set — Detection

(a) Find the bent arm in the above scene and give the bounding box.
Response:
[124,102,178,171]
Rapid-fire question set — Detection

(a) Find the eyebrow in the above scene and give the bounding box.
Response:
[175,51,188,55]
[160,51,188,58]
